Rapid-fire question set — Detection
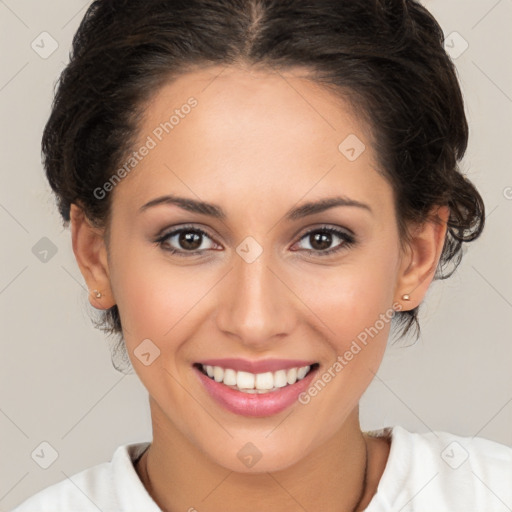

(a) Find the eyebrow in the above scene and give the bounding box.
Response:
[139,194,372,219]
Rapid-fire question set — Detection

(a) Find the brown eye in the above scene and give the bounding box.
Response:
[179,231,203,250]
[294,227,355,256]
[309,231,333,251]
[156,226,219,255]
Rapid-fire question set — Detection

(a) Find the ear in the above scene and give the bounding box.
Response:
[394,205,450,310]
[70,203,115,310]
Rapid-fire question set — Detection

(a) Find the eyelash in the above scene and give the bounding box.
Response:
[154,224,356,257]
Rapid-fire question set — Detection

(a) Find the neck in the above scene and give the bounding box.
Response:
[136,399,389,512]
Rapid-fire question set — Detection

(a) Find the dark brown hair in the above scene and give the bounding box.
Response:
[42,0,484,371]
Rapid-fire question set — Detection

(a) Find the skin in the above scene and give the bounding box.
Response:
[71,65,449,511]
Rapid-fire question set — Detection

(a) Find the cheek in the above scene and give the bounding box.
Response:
[110,253,222,398]
[110,236,197,342]
[293,253,399,346]
[109,244,214,350]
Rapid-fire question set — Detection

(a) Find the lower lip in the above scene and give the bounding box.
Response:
[194,366,318,417]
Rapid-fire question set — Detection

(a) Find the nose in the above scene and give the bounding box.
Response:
[215,252,297,349]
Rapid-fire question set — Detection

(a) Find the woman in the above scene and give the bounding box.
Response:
[12,0,512,511]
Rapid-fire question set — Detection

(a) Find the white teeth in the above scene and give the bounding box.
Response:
[297,366,309,380]
[255,372,274,390]
[223,368,237,386]
[201,364,312,393]
[236,371,255,389]
[286,367,298,385]
[213,366,224,382]
[274,369,288,388]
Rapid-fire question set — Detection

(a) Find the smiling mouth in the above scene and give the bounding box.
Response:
[194,363,319,394]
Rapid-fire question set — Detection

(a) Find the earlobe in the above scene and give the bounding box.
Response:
[70,204,115,309]
[395,206,450,310]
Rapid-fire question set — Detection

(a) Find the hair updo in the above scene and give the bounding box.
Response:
[42,0,484,371]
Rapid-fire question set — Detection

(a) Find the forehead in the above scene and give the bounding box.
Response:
[113,65,389,213]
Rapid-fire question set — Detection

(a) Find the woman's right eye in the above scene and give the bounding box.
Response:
[155,226,220,256]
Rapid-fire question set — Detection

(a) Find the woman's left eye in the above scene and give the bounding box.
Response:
[293,227,355,256]
[155,225,355,257]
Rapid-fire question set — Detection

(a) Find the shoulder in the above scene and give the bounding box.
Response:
[10,442,157,512]
[365,425,512,512]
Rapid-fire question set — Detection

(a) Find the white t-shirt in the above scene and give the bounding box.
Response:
[11,425,512,512]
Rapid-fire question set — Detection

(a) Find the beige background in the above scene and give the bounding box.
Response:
[1,0,511,510]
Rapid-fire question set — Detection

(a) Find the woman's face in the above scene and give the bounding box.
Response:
[105,65,405,471]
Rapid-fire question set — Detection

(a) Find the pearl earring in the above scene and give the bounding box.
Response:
[93,289,102,299]
[402,294,411,301]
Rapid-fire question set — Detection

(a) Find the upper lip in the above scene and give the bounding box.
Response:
[196,358,317,374]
